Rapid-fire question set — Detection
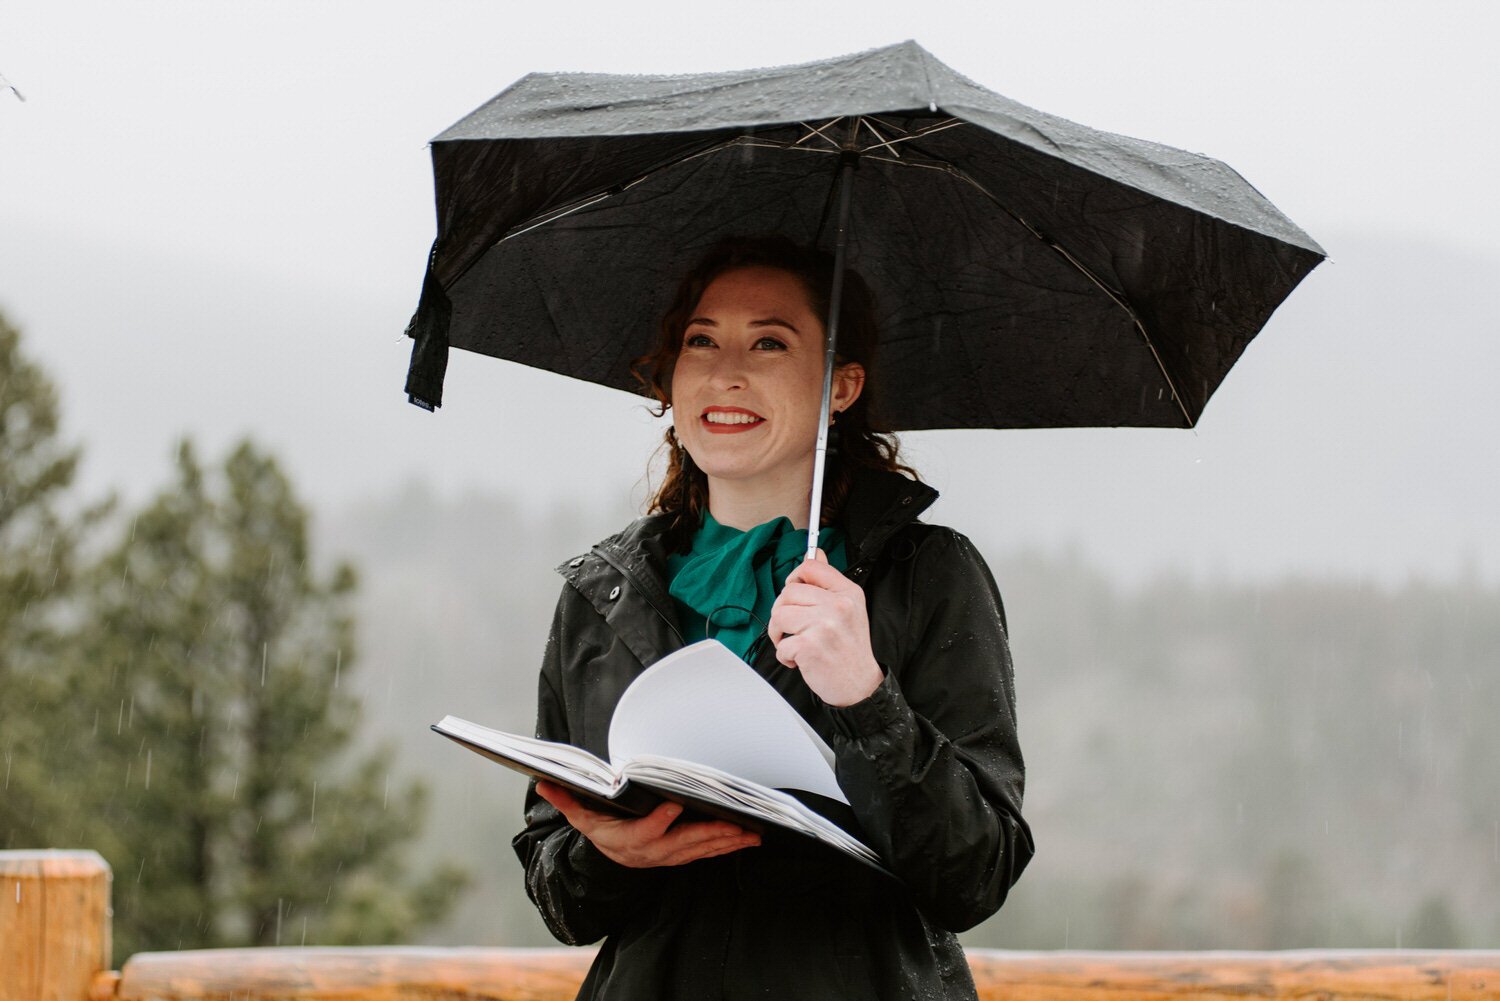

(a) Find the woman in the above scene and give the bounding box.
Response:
[512,237,1032,1000]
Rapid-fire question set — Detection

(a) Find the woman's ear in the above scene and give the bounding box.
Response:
[832,362,866,415]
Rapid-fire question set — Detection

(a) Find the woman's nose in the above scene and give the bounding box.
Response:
[706,351,747,389]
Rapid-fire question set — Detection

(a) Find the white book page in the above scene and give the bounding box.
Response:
[434,716,619,797]
[607,639,847,804]
[622,755,880,866]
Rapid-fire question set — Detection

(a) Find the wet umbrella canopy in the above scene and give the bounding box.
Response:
[403,41,1324,430]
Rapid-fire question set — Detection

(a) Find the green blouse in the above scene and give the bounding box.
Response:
[666,512,848,661]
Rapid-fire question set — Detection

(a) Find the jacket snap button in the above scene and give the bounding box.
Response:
[608,586,621,600]
[569,557,585,568]
[900,495,912,505]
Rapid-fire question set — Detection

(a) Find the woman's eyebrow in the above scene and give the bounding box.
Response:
[685,316,799,333]
[749,317,799,332]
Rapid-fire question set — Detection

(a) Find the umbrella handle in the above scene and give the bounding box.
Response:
[805,150,858,561]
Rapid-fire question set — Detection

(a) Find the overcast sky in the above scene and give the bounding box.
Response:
[2,1,1497,585]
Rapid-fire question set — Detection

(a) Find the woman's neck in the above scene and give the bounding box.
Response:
[705,468,814,532]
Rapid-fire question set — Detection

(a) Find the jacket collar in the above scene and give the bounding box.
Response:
[592,513,681,636]
[840,467,938,568]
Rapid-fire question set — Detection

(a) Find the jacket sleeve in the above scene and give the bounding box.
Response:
[510,590,663,946]
[826,527,1033,932]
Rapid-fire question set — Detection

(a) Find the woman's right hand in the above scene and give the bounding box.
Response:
[536,781,761,868]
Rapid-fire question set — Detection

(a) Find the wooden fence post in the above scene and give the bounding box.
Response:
[0,850,112,1001]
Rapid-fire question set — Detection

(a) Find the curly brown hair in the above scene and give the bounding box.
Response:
[633,235,916,544]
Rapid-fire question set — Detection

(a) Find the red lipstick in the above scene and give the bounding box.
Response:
[700,406,765,434]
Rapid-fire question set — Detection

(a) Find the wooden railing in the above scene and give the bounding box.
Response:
[6,851,1500,1000]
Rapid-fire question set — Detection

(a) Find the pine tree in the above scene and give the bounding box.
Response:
[0,309,102,848]
[73,440,465,958]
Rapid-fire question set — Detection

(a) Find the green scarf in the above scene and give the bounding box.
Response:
[667,512,848,662]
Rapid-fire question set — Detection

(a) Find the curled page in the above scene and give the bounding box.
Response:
[608,639,847,804]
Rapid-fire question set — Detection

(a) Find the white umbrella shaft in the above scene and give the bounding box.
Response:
[806,153,858,561]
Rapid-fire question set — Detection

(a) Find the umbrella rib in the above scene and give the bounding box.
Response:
[789,116,965,156]
[502,191,616,243]
[793,118,848,151]
[860,116,965,150]
[925,160,1195,427]
[856,118,902,159]
[679,123,963,163]
[496,136,767,245]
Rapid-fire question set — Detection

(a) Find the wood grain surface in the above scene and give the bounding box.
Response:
[111,947,596,1001]
[965,949,1500,1000]
[0,851,112,1001]
[91,946,1500,1001]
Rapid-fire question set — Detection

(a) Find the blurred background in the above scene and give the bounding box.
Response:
[2,0,1496,957]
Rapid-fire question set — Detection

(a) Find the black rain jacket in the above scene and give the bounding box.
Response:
[511,469,1032,1000]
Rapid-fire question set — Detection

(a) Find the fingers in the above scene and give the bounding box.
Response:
[772,631,805,669]
[535,780,594,824]
[539,781,676,835]
[767,604,819,646]
[613,814,758,868]
[767,606,818,657]
[654,823,762,866]
[768,582,862,648]
[784,552,848,589]
[538,781,761,867]
[766,556,882,704]
[636,799,687,839]
[776,584,863,622]
[775,581,832,607]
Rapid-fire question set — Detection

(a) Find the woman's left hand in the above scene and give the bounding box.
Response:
[768,549,883,707]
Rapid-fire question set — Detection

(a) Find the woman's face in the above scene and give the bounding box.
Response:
[671,265,863,498]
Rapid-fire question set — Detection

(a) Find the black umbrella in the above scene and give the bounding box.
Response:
[403,41,1323,532]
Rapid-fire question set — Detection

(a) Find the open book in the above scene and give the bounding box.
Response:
[432,639,883,870]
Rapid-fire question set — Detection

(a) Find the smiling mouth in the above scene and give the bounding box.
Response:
[701,409,765,433]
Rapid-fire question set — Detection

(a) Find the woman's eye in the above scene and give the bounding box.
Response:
[684,332,715,348]
[754,336,787,351]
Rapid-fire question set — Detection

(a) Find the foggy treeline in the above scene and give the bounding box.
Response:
[329,484,1500,952]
